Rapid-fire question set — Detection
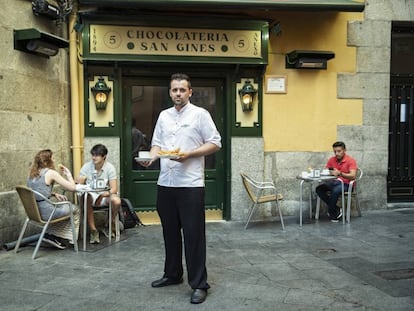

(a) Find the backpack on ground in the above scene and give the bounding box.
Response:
[120,198,144,229]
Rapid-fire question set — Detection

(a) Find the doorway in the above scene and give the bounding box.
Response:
[388,22,414,202]
[121,75,226,218]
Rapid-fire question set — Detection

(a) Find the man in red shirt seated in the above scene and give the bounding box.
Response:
[316,141,357,222]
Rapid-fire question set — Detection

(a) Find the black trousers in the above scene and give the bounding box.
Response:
[156,186,209,290]
[316,180,349,217]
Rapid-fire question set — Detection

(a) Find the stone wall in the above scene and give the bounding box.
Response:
[0,1,71,246]
[2,0,414,243]
[336,0,414,210]
[230,1,414,223]
[231,137,264,221]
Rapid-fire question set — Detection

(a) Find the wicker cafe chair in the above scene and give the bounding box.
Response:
[240,172,285,230]
[315,167,363,223]
[14,185,78,260]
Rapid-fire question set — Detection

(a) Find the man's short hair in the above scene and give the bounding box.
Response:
[332,141,346,149]
[170,73,191,88]
[90,144,108,156]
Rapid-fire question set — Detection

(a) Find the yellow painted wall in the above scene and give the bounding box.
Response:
[263,11,363,152]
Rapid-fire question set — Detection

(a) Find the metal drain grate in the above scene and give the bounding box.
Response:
[374,268,414,280]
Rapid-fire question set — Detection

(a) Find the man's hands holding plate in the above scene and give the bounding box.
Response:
[135,148,187,166]
[158,148,188,162]
[135,151,154,162]
[135,151,155,167]
[157,148,185,160]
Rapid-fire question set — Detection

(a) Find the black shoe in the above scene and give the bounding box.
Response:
[43,234,66,249]
[330,208,343,223]
[190,289,207,304]
[151,277,183,288]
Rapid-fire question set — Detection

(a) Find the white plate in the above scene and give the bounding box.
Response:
[320,173,331,176]
[135,157,153,162]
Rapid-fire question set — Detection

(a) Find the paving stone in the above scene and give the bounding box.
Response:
[0,209,413,310]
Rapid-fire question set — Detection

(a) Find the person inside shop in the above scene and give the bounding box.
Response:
[316,141,358,222]
[76,144,121,244]
[132,118,147,170]
[137,73,221,304]
[27,149,85,249]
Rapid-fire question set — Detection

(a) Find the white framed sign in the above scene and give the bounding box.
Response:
[265,75,287,94]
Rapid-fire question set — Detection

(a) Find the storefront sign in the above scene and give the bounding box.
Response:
[89,25,262,58]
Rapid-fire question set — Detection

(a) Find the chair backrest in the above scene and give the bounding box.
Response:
[347,168,363,193]
[240,173,258,202]
[16,185,44,223]
[356,167,363,181]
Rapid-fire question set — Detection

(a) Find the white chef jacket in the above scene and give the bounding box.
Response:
[152,103,222,187]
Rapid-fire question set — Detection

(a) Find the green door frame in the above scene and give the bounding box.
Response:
[120,71,229,218]
[83,62,266,220]
[81,11,270,220]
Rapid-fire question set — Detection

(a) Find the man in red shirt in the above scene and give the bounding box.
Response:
[316,141,357,222]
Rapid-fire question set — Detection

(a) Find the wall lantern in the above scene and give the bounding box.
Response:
[285,50,335,69]
[91,77,112,110]
[13,28,68,58]
[238,80,258,112]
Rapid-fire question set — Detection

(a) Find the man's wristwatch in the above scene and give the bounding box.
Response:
[338,172,342,177]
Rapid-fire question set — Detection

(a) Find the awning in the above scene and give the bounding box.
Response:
[78,0,365,12]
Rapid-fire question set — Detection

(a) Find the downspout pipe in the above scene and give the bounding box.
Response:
[68,6,83,175]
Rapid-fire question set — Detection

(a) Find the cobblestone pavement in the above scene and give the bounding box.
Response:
[1,208,414,310]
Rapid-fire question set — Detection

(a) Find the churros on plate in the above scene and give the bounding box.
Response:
[158,148,184,157]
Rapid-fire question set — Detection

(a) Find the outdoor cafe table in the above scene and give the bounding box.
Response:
[296,174,345,226]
